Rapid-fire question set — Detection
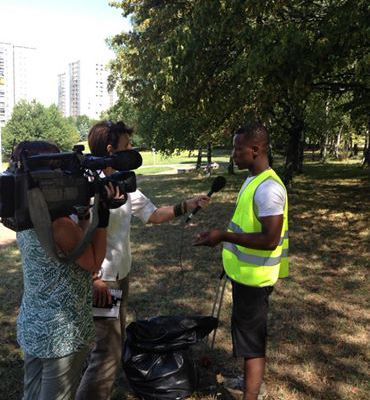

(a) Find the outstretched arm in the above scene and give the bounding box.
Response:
[147,195,210,224]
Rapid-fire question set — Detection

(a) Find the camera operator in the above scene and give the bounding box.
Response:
[76,121,210,400]
[13,141,118,400]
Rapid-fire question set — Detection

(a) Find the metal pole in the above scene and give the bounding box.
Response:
[210,276,228,350]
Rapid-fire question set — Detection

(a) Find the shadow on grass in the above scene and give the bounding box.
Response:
[0,162,369,400]
[0,242,24,400]
[126,163,369,400]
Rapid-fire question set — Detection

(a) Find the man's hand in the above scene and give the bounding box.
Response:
[93,278,112,307]
[194,229,224,247]
[186,195,210,211]
[105,182,127,209]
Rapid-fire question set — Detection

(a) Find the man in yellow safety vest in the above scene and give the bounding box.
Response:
[195,122,289,400]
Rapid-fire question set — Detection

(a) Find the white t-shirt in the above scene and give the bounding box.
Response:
[99,189,157,281]
[240,173,286,217]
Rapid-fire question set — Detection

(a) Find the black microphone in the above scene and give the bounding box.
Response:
[185,176,226,223]
[83,150,143,171]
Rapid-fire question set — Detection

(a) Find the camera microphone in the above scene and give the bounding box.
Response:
[83,150,143,171]
[185,176,226,223]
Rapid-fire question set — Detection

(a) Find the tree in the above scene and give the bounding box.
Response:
[109,0,369,181]
[67,115,96,141]
[2,100,79,158]
[101,93,146,147]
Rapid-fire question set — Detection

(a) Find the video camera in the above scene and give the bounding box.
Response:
[0,145,142,231]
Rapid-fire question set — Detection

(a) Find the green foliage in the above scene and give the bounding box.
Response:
[102,94,145,147]
[2,100,79,157]
[108,0,369,172]
[67,115,96,141]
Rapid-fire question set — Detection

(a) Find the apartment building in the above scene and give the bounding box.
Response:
[57,72,68,117]
[58,59,116,119]
[0,42,36,126]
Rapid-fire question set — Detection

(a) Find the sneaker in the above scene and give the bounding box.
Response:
[223,375,244,391]
[223,376,267,399]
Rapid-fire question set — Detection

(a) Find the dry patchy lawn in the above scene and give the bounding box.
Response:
[0,162,369,400]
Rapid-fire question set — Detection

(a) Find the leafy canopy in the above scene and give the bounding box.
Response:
[108,0,369,161]
[2,100,80,158]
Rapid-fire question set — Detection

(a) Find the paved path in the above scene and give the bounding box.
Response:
[0,223,16,246]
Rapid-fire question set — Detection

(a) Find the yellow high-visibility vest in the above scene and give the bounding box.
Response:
[222,169,289,287]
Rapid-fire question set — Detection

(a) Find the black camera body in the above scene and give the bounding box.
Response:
[0,146,142,231]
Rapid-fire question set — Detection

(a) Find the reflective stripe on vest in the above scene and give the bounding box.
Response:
[228,221,289,246]
[222,169,289,287]
[224,242,288,266]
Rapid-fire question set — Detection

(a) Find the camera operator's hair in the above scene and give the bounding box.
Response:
[12,141,60,163]
[88,121,133,157]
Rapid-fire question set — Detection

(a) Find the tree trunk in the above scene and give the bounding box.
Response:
[284,118,304,186]
[204,142,212,175]
[196,147,202,170]
[297,130,305,174]
[364,125,370,153]
[362,125,370,167]
[320,100,331,162]
[227,136,235,174]
[334,125,343,159]
[228,155,235,174]
[320,132,329,162]
[207,142,212,165]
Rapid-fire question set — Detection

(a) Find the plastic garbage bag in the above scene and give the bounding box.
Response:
[123,316,218,400]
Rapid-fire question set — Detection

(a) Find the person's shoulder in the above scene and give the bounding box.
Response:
[256,178,286,203]
[259,178,285,193]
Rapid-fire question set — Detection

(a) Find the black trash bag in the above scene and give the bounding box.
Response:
[123,316,218,400]
[126,315,218,352]
[124,349,198,400]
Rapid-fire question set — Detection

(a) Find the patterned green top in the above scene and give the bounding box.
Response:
[17,229,95,358]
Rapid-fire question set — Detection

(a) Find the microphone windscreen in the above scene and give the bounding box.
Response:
[110,150,143,171]
[211,176,226,193]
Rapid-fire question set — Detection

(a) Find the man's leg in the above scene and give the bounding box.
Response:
[118,276,129,346]
[243,357,265,400]
[76,277,129,400]
[231,283,273,400]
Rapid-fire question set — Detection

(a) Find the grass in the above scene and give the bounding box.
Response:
[0,160,369,399]
[138,149,230,167]
[137,166,174,175]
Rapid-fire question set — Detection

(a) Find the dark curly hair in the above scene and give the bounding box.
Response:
[88,121,133,157]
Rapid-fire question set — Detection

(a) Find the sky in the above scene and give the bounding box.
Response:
[0,0,131,105]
